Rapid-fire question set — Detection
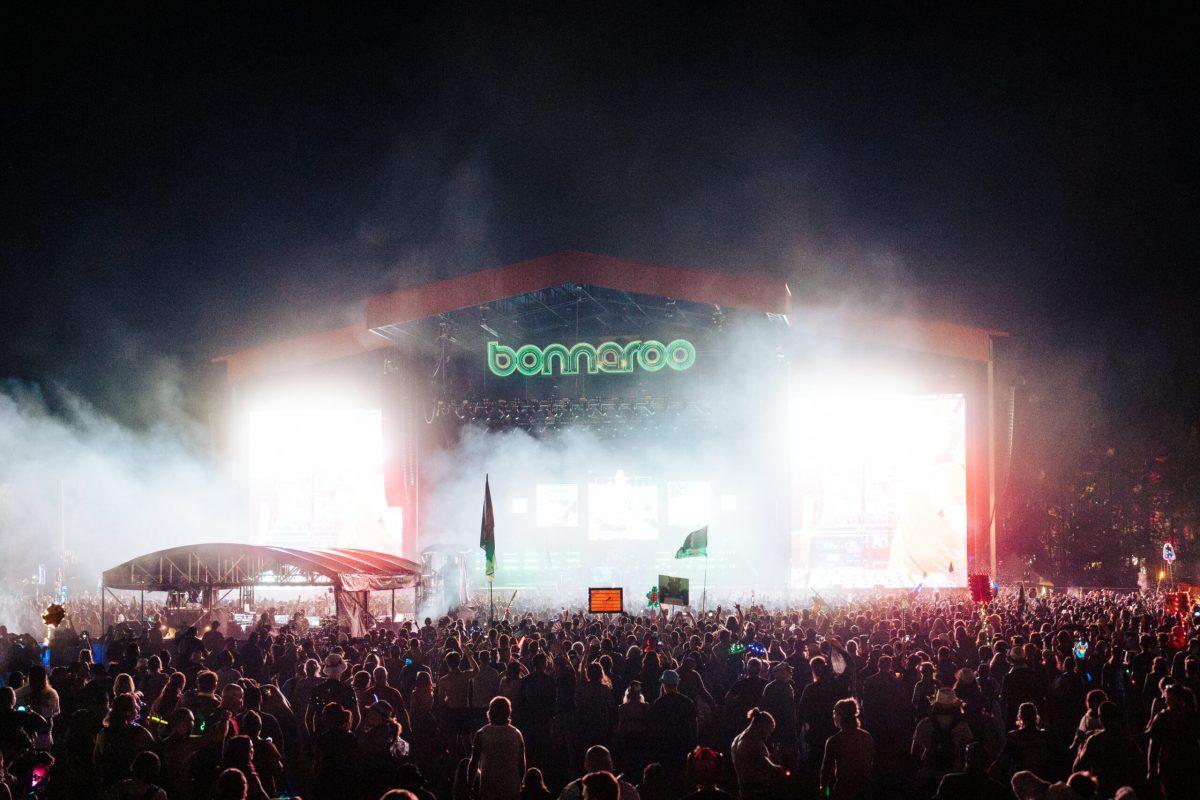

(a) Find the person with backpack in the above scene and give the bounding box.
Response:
[991,701,1053,783]
[910,688,974,795]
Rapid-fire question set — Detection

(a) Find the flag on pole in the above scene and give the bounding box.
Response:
[480,475,495,581]
[675,525,708,559]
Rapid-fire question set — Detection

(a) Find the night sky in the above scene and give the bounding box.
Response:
[3,4,1198,424]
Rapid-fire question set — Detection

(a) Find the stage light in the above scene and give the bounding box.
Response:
[247,405,392,549]
[789,383,968,591]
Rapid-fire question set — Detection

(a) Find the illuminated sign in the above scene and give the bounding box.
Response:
[658,574,690,607]
[487,339,696,377]
[589,587,623,613]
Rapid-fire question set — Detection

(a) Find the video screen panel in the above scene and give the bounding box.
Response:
[248,408,400,552]
[790,393,968,589]
[667,481,711,527]
[536,483,579,527]
[588,470,658,541]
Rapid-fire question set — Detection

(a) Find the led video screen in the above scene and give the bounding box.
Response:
[587,470,659,540]
[667,481,711,527]
[790,393,968,589]
[536,483,579,527]
[248,408,400,551]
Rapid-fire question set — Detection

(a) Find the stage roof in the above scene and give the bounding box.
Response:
[215,251,1003,382]
[102,544,421,592]
[365,250,790,332]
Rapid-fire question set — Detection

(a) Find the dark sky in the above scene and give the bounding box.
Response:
[3,4,1198,423]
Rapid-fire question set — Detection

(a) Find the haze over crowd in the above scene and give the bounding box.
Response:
[1,6,1198,596]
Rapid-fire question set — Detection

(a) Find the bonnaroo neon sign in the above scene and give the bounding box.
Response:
[487,339,697,377]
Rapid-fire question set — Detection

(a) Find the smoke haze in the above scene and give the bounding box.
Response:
[0,381,237,627]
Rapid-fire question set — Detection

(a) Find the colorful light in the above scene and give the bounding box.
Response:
[487,338,697,377]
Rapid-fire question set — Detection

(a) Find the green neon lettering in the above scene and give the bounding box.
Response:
[486,339,696,377]
[636,339,667,371]
[488,341,518,376]
[515,344,543,376]
[569,342,597,374]
[666,338,696,371]
[619,340,642,372]
[541,343,571,375]
[596,341,626,372]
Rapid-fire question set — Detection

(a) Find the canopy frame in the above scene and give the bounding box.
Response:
[100,543,421,633]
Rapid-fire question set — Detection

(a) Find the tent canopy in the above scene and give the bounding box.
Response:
[102,543,421,592]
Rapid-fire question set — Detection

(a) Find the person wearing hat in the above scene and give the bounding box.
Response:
[650,669,697,775]
[952,666,988,734]
[911,687,974,787]
[304,652,359,735]
[1001,644,1042,730]
[358,699,410,798]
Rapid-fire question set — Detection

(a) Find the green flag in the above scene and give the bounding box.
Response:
[675,525,708,559]
[480,475,495,581]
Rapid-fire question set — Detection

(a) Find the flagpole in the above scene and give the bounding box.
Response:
[481,472,497,624]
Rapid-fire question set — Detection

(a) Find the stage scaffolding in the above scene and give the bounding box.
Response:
[100,543,421,636]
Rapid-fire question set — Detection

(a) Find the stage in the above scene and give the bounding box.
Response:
[216,251,1003,600]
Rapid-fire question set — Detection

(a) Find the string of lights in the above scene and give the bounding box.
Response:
[428,395,727,435]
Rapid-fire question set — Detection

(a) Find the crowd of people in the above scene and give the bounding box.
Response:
[0,587,1197,800]
[0,592,349,639]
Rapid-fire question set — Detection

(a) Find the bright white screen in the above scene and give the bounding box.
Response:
[790,394,968,589]
[667,481,711,526]
[248,408,400,551]
[588,471,658,541]
[536,484,579,527]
